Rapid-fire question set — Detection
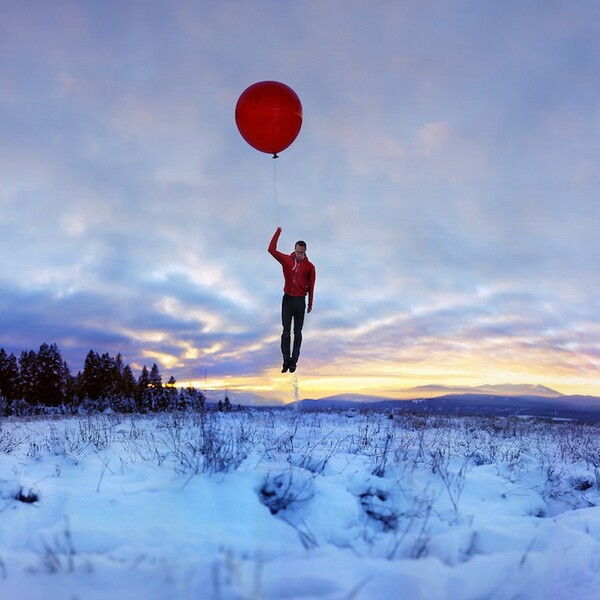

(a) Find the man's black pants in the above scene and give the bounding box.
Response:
[281,294,305,366]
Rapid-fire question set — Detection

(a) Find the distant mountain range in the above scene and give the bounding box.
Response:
[404,383,564,398]
[203,383,600,421]
[291,384,600,422]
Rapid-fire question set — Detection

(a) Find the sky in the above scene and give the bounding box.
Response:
[1,0,600,402]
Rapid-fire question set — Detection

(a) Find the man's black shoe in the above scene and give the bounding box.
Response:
[289,364,297,373]
[281,361,289,373]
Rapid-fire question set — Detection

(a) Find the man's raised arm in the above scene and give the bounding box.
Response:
[268,227,283,258]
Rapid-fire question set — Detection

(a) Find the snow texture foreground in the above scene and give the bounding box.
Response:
[2,409,600,599]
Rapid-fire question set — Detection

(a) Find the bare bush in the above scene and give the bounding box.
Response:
[258,468,315,515]
[0,426,24,454]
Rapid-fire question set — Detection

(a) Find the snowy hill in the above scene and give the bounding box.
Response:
[472,383,562,397]
[403,383,563,397]
[400,393,600,421]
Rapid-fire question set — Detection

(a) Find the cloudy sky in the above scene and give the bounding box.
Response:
[1,1,599,401]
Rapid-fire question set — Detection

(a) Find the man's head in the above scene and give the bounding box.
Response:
[294,241,307,260]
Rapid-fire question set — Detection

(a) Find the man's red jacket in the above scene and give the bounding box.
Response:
[268,229,316,311]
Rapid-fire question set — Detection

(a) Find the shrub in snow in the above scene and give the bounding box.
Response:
[571,475,594,492]
[164,412,252,475]
[258,469,315,515]
[359,487,398,532]
[0,481,39,504]
[0,427,23,453]
[16,487,39,504]
[470,449,494,466]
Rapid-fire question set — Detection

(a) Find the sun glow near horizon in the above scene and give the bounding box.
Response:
[179,363,600,403]
[167,324,600,403]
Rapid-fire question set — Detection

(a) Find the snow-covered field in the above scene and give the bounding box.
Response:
[2,408,600,599]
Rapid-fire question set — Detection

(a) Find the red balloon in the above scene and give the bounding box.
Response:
[235,81,302,157]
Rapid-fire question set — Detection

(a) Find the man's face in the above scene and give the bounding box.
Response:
[294,244,306,260]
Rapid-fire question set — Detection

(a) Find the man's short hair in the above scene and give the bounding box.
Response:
[295,240,307,249]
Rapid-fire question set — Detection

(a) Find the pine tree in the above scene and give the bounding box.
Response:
[136,366,151,412]
[0,349,20,404]
[114,363,137,412]
[179,385,205,413]
[81,350,103,401]
[165,375,178,411]
[99,352,117,398]
[121,364,137,397]
[36,343,67,407]
[148,363,165,411]
[19,350,38,408]
[63,359,78,412]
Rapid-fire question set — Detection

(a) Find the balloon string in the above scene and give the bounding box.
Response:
[273,157,280,227]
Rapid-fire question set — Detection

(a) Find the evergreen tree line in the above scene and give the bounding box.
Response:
[0,343,209,416]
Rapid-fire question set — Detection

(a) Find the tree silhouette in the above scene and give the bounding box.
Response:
[0,344,207,416]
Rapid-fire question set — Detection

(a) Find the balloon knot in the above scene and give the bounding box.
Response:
[272,153,279,159]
